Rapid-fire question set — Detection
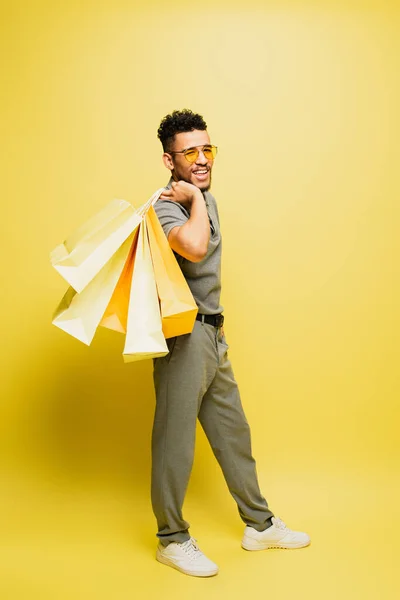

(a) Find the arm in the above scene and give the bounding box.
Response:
[159,181,210,263]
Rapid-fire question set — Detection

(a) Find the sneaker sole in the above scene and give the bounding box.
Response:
[156,548,219,577]
[241,537,311,551]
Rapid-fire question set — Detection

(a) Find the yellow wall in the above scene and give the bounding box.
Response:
[0,1,398,598]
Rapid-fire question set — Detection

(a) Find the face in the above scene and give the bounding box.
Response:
[163,129,214,191]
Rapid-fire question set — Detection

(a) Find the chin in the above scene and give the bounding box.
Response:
[192,177,211,192]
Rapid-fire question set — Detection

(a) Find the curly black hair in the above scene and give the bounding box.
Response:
[157,109,207,151]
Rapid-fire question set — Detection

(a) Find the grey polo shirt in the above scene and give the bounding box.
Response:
[153,176,223,316]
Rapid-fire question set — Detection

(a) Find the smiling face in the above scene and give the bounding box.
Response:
[162,129,214,191]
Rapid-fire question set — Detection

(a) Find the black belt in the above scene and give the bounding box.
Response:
[196,313,224,329]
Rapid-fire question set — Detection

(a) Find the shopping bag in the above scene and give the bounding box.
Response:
[99,188,170,334]
[50,188,165,293]
[123,218,168,362]
[99,228,139,333]
[146,205,198,338]
[52,232,136,345]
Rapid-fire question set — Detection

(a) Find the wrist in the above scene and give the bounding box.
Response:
[191,188,205,204]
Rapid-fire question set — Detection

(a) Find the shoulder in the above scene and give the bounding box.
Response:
[154,198,189,219]
[153,197,189,239]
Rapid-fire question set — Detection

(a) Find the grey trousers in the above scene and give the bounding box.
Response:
[151,319,274,547]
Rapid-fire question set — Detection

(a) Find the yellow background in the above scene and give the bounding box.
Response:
[1,1,398,598]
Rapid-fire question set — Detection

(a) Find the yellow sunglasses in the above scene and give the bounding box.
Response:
[169,144,218,163]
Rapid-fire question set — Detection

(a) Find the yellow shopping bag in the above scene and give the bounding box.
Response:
[146,206,198,338]
[123,218,168,362]
[50,188,165,293]
[52,232,136,345]
[99,228,138,333]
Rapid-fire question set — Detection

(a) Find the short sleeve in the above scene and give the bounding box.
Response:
[153,199,189,239]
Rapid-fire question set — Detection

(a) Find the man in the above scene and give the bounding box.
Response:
[151,109,310,577]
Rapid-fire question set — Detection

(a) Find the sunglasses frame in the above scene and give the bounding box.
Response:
[168,144,218,163]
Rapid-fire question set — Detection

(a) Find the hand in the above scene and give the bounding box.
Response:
[159,180,201,207]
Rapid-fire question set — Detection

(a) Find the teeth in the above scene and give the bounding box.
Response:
[194,171,207,174]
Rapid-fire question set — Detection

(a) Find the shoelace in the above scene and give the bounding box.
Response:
[178,537,203,560]
[273,516,290,531]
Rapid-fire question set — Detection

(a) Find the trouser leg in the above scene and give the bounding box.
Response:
[198,325,275,531]
[151,321,216,547]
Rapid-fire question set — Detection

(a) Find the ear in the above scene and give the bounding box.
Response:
[162,152,174,170]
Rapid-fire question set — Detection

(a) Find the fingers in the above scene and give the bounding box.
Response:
[159,182,181,199]
[159,181,190,202]
[159,188,173,199]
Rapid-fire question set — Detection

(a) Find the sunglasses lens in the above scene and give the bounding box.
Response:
[183,149,198,163]
[203,146,217,160]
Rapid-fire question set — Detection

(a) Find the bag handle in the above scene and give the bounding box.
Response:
[137,187,165,217]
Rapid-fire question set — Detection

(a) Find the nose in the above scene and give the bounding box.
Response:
[195,149,208,165]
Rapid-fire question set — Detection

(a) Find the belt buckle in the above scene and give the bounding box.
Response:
[215,314,224,329]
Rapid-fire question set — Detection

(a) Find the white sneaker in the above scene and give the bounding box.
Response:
[156,537,219,577]
[241,516,311,550]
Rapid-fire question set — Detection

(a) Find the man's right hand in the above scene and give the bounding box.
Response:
[159,180,202,208]
[158,180,210,263]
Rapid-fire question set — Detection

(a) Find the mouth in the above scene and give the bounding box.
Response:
[192,169,209,181]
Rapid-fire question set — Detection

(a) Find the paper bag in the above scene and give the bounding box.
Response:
[52,232,136,345]
[50,188,165,293]
[146,206,198,338]
[99,228,139,333]
[123,218,168,362]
